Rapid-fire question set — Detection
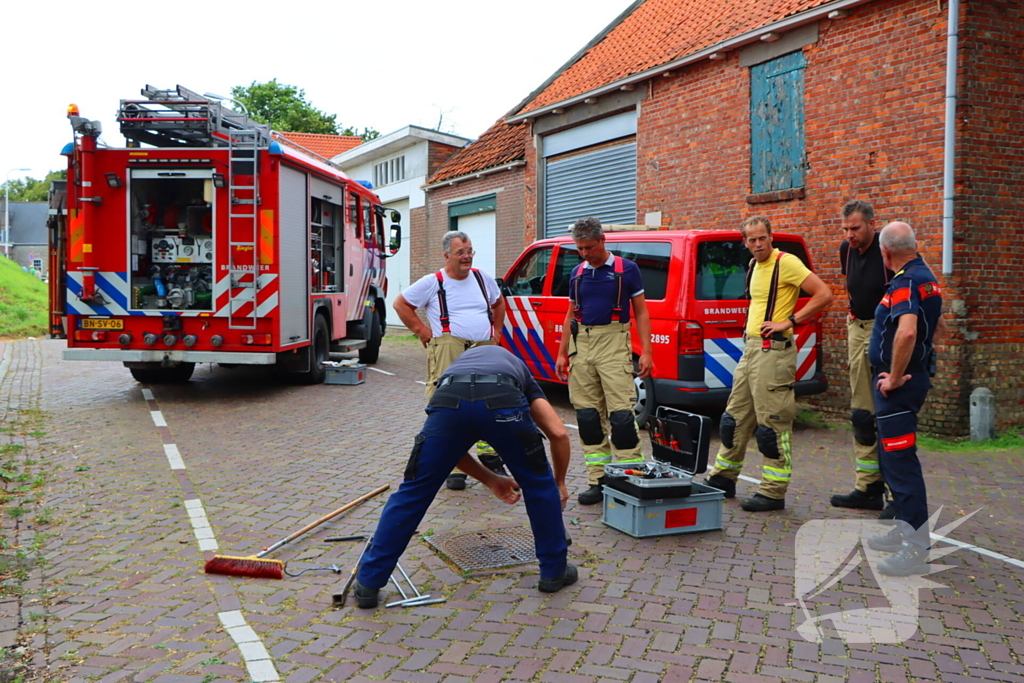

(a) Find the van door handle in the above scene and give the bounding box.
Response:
[531,301,543,307]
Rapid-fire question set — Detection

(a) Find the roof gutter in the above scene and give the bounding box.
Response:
[423,160,526,191]
[507,0,877,124]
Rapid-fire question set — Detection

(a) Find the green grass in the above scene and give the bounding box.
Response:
[0,255,48,339]
[919,430,1024,453]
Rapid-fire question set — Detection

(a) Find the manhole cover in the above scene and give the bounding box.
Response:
[424,526,538,571]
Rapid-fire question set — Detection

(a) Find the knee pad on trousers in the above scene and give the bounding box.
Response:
[851,409,877,447]
[755,425,781,459]
[720,412,737,450]
[576,408,605,446]
[609,410,639,450]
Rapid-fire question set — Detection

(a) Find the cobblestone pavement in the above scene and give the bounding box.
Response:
[0,336,1022,682]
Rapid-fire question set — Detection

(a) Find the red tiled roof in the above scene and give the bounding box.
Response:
[427,118,527,184]
[521,0,834,113]
[273,131,362,161]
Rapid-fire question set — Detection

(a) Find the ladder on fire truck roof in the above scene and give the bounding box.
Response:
[118,85,271,149]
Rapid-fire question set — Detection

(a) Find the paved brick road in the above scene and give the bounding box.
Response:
[0,336,1022,682]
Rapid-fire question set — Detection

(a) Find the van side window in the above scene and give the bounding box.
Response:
[552,242,671,300]
[505,247,552,295]
[696,239,812,300]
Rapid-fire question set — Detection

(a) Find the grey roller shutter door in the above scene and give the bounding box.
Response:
[543,142,636,238]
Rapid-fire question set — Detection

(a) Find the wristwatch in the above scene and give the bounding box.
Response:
[788,314,798,328]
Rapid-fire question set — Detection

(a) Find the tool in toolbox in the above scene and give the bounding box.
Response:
[602,406,711,500]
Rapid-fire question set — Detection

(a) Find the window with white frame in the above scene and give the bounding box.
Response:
[32,259,42,270]
[372,156,406,188]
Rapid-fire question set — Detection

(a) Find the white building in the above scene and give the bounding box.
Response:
[333,126,470,327]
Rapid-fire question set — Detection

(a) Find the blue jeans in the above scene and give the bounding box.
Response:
[873,371,932,550]
[357,382,568,588]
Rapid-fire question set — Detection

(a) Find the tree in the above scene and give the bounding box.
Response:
[229,80,375,142]
[2,170,67,203]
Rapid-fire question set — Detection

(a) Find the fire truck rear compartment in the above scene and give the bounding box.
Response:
[129,171,214,311]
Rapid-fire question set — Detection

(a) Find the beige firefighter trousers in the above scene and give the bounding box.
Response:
[567,322,644,485]
[424,334,496,473]
[848,318,881,490]
[706,336,796,499]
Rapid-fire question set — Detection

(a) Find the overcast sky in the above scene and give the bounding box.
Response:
[1,0,631,185]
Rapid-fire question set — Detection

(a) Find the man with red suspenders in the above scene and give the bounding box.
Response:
[555,217,653,506]
[704,216,833,511]
[394,231,508,490]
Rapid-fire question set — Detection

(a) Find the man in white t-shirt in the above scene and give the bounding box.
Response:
[394,231,508,490]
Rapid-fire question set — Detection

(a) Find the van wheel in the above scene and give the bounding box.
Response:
[633,373,657,429]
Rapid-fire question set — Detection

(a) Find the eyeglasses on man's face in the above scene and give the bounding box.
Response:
[448,249,476,257]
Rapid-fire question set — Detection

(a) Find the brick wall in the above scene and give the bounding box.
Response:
[630,0,991,435]
[954,0,1024,432]
[427,142,466,179]
[420,168,527,283]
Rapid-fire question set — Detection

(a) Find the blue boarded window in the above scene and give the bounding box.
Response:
[750,51,806,194]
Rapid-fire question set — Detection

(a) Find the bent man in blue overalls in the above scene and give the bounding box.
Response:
[353,345,574,608]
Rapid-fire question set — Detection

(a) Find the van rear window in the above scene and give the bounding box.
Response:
[552,242,671,300]
[696,240,811,301]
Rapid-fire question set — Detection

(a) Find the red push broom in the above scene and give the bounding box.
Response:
[204,483,389,579]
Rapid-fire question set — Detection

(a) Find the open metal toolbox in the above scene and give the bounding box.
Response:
[602,406,723,537]
[602,406,711,500]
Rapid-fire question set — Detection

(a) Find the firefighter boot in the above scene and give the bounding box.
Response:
[879,499,900,520]
[577,479,605,506]
[867,526,904,553]
[352,580,380,609]
[478,453,509,477]
[538,563,579,593]
[740,493,785,512]
[705,474,737,499]
[445,473,468,491]
[830,481,885,510]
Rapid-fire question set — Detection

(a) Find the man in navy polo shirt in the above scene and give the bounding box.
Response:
[555,217,653,505]
[864,222,947,576]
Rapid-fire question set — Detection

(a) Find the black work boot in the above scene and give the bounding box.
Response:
[445,473,468,491]
[705,474,737,499]
[352,580,380,609]
[830,481,885,510]
[740,493,785,512]
[578,480,604,505]
[538,563,579,593]
[867,526,904,552]
[879,500,900,520]
[478,453,509,477]
[877,544,930,576]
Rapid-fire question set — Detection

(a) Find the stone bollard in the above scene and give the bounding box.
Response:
[970,387,995,442]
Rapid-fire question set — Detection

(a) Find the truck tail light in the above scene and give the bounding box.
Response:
[74,330,107,342]
[677,320,703,355]
[241,333,272,345]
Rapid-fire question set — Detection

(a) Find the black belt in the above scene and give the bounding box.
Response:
[439,373,520,391]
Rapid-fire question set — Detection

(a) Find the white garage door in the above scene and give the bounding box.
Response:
[457,211,497,279]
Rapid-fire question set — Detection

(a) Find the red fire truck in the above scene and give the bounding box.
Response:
[49,85,399,384]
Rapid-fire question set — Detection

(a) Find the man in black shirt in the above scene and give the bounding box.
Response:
[352,346,575,608]
[831,200,895,515]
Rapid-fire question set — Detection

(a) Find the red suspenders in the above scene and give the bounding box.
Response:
[435,269,494,337]
[572,257,626,324]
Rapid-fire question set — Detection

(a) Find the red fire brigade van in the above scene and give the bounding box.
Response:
[499,228,827,422]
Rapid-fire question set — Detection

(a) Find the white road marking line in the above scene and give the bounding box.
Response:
[415,380,426,386]
[738,474,761,484]
[184,498,217,551]
[565,423,579,430]
[142,388,155,401]
[163,444,185,470]
[368,367,395,376]
[150,410,167,427]
[218,612,280,682]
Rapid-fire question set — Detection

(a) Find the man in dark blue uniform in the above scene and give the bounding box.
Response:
[353,345,574,608]
[864,222,947,576]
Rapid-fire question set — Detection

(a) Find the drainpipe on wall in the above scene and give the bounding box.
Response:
[942,0,959,275]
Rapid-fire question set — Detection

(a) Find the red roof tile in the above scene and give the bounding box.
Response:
[273,131,362,161]
[520,0,834,113]
[428,118,527,184]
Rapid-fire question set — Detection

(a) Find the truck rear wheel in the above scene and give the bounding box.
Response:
[129,362,195,384]
[299,315,329,384]
[358,307,382,364]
